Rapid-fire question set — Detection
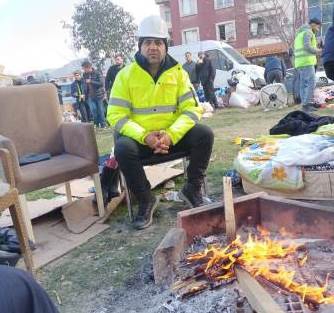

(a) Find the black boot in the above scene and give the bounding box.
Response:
[179,182,203,208]
[133,191,159,230]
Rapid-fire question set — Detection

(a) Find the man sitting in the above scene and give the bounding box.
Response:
[0,265,59,313]
[107,15,214,230]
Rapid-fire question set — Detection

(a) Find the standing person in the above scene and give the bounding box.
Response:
[322,7,334,81]
[294,18,322,112]
[182,52,198,89]
[81,60,106,128]
[264,56,286,84]
[26,75,39,85]
[71,71,90,122]
[0,265,59,313]
[105,54,126,100]
[49,79,63,106]
[196,52,218,109]
[107,15,214,230]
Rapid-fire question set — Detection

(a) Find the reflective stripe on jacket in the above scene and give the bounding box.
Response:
[294,28,317,68]
[107,60,203,145]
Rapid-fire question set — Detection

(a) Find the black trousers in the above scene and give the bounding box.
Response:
[0,266,59,313]
[266,70,284,84]
[73,100,91,122]
[202,81,218,108]
[114,124,214,195]
[324,61,334,81]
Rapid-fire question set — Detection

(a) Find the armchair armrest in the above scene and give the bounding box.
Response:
[0,135,22,183]
[0,148,15,188]
[61,122,99,163]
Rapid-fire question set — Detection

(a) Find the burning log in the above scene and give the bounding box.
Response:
[173,279,209,299]
[235,267,285,313]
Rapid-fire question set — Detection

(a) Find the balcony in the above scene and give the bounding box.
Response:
[155,0,169,4]
[246,0,276,14]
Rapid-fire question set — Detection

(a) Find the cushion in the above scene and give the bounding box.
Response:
[17,154,98,194]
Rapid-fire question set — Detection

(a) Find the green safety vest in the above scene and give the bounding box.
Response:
[294,29,317,68]
[107,62,203,145]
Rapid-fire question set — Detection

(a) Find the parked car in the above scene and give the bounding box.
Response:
[58,82,76,106]
[316,70,334,86]
[169,40,265,89]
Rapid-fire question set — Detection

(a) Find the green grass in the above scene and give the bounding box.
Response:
[26,188,57,201]
[39,105,334,312]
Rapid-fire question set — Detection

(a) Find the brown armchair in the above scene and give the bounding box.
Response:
[0,148,34,273]
[0,84,105,242]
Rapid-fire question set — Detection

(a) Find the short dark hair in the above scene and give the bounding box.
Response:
[81,60,92,67]
[115,53,123,59]
[185,51,192,56]
[309,17,321,25]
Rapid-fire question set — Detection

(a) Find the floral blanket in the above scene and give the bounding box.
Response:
[234,134,334,190]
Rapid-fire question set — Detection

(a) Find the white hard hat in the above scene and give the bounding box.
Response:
[137,15,169,39]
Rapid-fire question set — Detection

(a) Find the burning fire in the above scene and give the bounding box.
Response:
[186,229,334,306]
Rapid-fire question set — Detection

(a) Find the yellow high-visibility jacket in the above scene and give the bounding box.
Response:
[107,55,203,145]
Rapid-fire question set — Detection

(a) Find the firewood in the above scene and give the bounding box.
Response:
[223,176,236,242]
[236,267,285,313]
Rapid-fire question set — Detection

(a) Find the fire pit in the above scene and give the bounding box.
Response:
[153,193,334,313]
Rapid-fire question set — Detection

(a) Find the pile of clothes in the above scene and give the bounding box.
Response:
[314,85,334,106]
[0,228,24,266]
[234,110,334,190]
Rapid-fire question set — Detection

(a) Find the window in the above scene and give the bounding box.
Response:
[205,50,233,71]
[249,17,271,38]
[179,0,197,17]
[215,0,234,9]
[223,47,250,65]
[182,28,199,44]
[162,8,171,24]
[216,21,236,42]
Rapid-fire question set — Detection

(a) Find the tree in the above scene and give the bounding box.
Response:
[72,0,137,69]
[248,0,307,48]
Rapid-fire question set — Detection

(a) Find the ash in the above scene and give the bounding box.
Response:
[90,254,252,313]
[157,284,253,313]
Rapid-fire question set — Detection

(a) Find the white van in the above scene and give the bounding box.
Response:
[169,40,265,88]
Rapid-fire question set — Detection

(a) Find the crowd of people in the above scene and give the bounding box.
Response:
[70,57,126,128]
[263,14,334,114]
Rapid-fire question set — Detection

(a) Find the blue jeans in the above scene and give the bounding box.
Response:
[297,66,316,107]
[87,97,106,127]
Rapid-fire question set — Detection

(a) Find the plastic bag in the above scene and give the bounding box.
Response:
[229,92,252,109]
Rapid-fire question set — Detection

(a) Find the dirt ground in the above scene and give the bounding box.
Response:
[38,106,334,313]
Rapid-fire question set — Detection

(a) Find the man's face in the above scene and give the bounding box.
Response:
[311,23,321,33]
[74,73,81,80]
[115,56,123,65]
[140,38,166,65]
[82,65,92,73]
[185,53,192,62]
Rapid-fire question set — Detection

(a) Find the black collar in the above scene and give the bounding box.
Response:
[135,51,178,82]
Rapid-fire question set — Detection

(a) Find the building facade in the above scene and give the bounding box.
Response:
[242,0,307,65]
[156,0,249,48]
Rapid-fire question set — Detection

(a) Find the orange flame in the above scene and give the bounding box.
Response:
[186,231,334,306]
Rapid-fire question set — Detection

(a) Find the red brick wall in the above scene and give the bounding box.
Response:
[169,0,248,48]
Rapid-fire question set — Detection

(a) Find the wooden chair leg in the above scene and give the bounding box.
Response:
[120,172,134,222]
[65,181,72,203]
[182,158,188,180]
[92,173,105,217]
[18,194,35,243]
[10,195,35,274]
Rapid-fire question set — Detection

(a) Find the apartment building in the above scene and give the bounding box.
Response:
[155,0,249,48]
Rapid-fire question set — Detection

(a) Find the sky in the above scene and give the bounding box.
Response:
[0,0,159,75]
